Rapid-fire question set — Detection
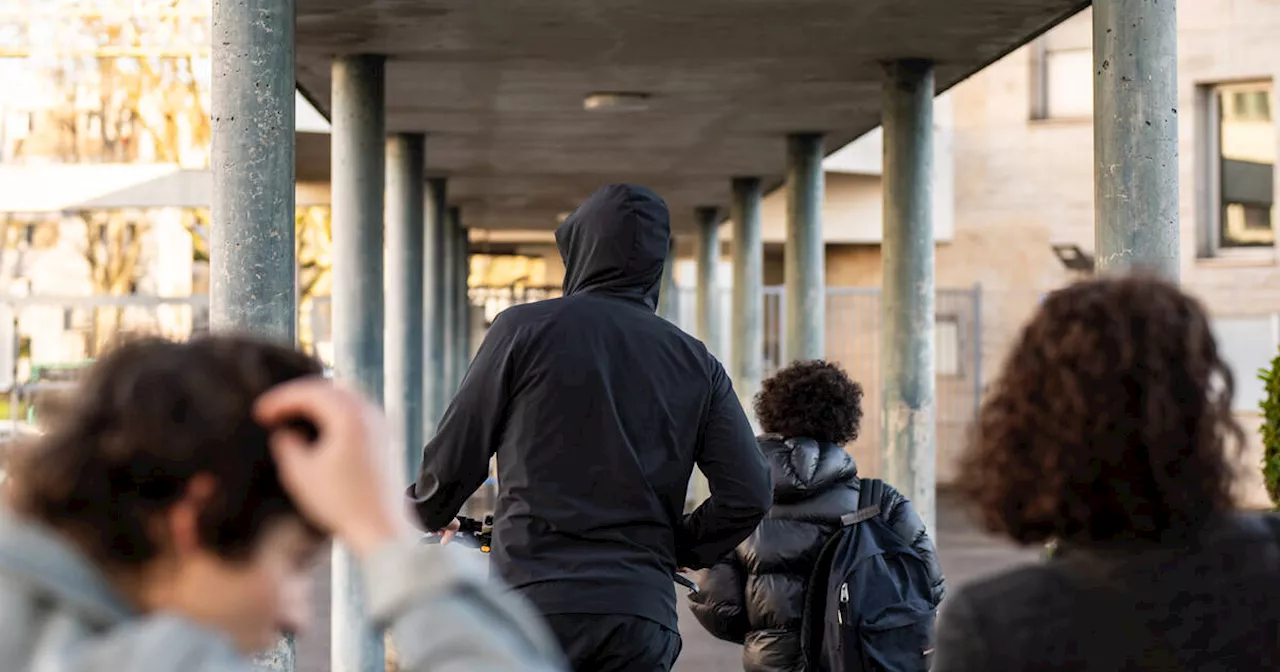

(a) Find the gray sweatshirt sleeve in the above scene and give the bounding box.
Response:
[362,541,566,672]
[47,542,564,672]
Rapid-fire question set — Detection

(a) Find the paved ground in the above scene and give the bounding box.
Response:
[671,490,1041,671]
[295,490,1039,671]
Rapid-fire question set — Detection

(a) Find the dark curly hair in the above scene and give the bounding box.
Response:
[754,360,863,445]
[957,273,1245,546]
[10,334,324,569]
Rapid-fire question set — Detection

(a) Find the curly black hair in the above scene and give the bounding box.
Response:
[754,360,864,445]
[957,273,1245,545]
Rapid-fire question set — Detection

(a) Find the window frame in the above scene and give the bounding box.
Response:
[1197,80,1280,261]
[1029,39,1090,120]
[935,314,963,379]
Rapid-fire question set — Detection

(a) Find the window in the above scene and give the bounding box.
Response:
[936,316,961,377]
[1201,81,1277,256]
[1211,315,1279,412]
[1031,9,1093,120]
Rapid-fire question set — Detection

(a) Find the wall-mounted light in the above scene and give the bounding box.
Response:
[583,92,651,112]
[1051,243,1095,272]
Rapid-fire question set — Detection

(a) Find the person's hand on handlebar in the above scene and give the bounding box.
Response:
[436,518,462,545]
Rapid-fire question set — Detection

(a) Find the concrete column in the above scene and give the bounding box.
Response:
[1093,0,1180,280]
[442,206,459,397]
[731,177,764,423]
[785,133,825,363]
[425,178,448,430]
[329,54,386,672]
[657,239,679,322]
[210,0,295,342]
[385,134,425,482]
[695,206,721,356]
[881,60,937,534]
[453,214,470,390]
[211,4,295,667]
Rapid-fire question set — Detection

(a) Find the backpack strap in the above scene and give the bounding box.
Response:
[848,477,886,525]
[839,506,881,526]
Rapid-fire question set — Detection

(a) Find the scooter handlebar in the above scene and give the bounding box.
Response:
[423,515,700,595]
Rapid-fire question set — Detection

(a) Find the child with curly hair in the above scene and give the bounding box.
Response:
[688,360,945,672]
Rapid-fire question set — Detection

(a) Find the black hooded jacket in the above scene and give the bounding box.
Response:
[407,184,773,632]
[688,436,945,672]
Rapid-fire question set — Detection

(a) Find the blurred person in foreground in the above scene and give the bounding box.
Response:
[0,336,563,672]
[408,183,772,671]
[933,274,1280,671]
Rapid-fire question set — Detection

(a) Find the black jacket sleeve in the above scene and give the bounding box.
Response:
[931,586,990,672]
[406,311,522,532]
[882,489,947,605]
[677,364,772,569]
[687,553,750,644]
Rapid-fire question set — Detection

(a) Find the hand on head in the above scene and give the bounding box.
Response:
[254,378,412,557]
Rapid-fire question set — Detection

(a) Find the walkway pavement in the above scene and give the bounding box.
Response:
[295,490,1039,671]
[672,489,1041,671]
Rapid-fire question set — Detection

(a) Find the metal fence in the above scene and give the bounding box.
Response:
[0,294,209,432]
[310,282,982,511]
[676,285,982,483]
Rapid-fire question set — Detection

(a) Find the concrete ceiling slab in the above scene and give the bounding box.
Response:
[294,0,1088,231]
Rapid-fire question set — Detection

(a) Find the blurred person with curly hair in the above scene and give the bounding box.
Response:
[933,273,1280,671]
[0,335,564,672]
[688,360,945,672]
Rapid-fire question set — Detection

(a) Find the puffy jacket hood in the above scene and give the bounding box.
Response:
[555,184,670,310]
[759,435,858,505]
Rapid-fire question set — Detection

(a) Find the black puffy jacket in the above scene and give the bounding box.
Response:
[688,435,946,672]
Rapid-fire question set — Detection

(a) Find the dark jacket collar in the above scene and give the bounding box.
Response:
[758,434,858,504]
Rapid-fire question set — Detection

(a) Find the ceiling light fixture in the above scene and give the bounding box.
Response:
[583,92,652,112]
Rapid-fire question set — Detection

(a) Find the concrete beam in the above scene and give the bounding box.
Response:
[730,177,764,424]
[329,53,386,672]
[453,212,471,391]
[785,133,826,363]
[385,134,426,482]
[658,238,679,323]
[425,178,449,430]
[1093,0,1180,280]
[881,60,937,534]
[210,0,295,343]
[695,206,722,358]
[442,206,459,398]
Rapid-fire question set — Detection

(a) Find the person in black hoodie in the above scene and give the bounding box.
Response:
[406,183,773,672]
[688,360,945,672]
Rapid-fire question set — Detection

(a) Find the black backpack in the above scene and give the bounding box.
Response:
[800,478,937,671]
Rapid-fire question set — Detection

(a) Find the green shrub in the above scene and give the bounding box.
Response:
[1261,352,1280,507]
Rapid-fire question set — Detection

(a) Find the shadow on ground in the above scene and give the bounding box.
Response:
[672,489,1041,671]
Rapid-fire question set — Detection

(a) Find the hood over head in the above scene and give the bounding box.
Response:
[759,435,859,504]
[555,184,670,310]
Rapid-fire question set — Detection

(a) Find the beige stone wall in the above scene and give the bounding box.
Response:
[513,5,1280,502]
[820,4,1280,504]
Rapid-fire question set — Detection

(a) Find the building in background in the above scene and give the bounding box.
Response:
[701,5,1280,503]
[482,6,1280,504]
[0,1,336,406]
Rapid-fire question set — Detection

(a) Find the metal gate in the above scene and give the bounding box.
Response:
[678,284,982,483]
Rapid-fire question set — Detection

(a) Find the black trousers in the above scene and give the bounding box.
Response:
[544,614,683,672]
